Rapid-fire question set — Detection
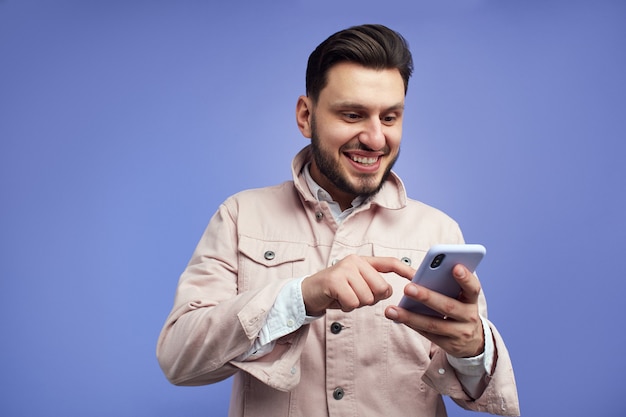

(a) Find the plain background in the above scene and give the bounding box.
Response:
[1,0,625,416]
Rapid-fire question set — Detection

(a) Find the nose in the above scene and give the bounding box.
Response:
[358,118,386,151]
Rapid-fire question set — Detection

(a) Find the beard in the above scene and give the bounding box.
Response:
[310,116,399,200]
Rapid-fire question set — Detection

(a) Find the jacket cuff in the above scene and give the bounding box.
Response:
[230,324,310,392]
[231,280,312,392]
[422,321,520,416]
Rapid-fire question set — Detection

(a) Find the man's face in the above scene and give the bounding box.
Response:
[300,62,405,209]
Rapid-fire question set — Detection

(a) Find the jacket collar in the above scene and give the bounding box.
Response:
[291,145,408,210]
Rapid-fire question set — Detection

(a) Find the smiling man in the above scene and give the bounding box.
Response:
[158,24,519,417]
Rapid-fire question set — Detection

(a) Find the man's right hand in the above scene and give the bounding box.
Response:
[301,255,415,316]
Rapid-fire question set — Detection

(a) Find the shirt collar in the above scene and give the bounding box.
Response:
[303,163,366,209]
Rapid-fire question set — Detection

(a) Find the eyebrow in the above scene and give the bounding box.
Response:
[330,101,405,112]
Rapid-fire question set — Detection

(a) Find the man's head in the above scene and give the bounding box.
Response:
[296,24,414,209]
[305,24,413,104]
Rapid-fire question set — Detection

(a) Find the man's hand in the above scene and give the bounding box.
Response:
[301,255,415,317]
[385,264,485,358]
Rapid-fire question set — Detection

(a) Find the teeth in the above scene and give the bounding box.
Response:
[351,155,378,165]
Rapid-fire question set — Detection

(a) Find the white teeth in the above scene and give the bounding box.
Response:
[351,155,378,165]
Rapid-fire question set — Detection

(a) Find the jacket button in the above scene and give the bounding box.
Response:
[333,387,345,400]
[401,257,412,266]
[330,322,343,334]
[264,251,275,260]
[315,211,324,221]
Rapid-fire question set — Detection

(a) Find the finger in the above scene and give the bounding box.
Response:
[385,304,454,336]
[405,283,455,319]
[354,258,396,301]
[386,305,484,358]
[334,278,387,311]
[328,258,385,310]
[363,256,416,280]
[346,274,378,305]
[302,267,361,314]
[453,264,481,304]
[336,255,393,300]
[403,282,471,321]
[329,281,361,312]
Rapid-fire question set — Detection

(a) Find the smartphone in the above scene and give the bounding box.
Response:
[397,244,486,317]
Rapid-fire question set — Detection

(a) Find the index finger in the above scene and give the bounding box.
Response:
[363,256,416,280]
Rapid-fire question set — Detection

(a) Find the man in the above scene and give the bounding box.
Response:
[157,24,519,416]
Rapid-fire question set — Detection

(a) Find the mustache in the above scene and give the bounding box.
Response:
[340,142,391,154]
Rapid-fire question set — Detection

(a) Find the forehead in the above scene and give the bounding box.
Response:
[318,62,406,108]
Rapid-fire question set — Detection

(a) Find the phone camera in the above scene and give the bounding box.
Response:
[430,254,445,269]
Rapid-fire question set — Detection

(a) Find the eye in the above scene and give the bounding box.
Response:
[381,115,397,125]
[343,112,362,121]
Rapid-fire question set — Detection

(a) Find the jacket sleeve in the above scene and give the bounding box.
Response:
[156,200,309,390]
[422,290,521,416]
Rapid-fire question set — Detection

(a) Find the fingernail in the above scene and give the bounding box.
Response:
[385,287,393,298]
[406,284,418,297]
[455,265,466,278]
[386,306,399,320]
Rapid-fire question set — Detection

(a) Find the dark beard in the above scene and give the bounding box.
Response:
[310,117,398,200]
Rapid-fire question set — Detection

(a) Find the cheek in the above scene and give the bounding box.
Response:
[318,126,358,151]
[384,126,403,149]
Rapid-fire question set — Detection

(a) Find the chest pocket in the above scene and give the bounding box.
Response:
[372,244,427,300]
[372,244,432,375]
[238,235,308,292]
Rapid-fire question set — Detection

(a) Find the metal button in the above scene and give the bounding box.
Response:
[315,211,324,221]
[401,257,412,266]
[264,251,275,260]
[438,368,446,375]
[330,322,343,334]
[333,387,345,400]
[331,258,339,266]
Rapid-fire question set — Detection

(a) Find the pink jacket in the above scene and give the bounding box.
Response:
[157,146,520,416]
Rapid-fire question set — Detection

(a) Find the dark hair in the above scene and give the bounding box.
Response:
[305,24,414,103]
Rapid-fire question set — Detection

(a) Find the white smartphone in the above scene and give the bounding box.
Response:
[397,244,486,317]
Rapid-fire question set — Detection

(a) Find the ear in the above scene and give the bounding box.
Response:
[296,95,313,138]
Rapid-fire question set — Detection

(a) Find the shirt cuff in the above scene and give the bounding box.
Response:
[446,316,494,376]
[444,316,495,399]
[238,276,322,361]
[258,276,317,344]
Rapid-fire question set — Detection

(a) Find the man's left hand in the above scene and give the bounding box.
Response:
[384,264,485,358]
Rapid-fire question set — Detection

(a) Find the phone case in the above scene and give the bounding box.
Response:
[397,244,486,317]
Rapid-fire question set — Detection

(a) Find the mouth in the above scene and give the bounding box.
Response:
[349,154,379,166]
[344,151,383,172]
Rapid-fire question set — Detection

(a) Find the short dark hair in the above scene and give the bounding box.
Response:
[305,24,414,103]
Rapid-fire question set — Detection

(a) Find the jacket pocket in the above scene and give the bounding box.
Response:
[237,235,308,292]
[372,244,433,385]
[372,244,427,303]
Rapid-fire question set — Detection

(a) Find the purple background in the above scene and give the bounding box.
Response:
[1,1,625,416]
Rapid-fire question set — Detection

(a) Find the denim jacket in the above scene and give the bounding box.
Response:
[157,146,520,417]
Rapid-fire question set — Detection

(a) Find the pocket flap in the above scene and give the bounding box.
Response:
[373,244,426,268]
[239,235,307,267]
